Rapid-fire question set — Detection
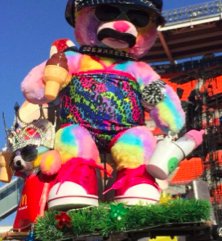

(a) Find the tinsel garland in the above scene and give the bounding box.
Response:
[35,199,211,241]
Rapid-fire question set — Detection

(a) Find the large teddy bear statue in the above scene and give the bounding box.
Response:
[21,0,186,209]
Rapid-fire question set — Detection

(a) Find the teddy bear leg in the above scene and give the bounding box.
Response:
[47,124,101,210]
[109,126,160,205]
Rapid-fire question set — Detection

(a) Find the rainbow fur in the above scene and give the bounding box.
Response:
[54,124,100,164]
[111,126,157,169]
[65,50,160,83]
[150,85,185,133]
[40,150,62,176]
[28,147,62,176]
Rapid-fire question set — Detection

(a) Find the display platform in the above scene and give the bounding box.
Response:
[1,199,216,241]
[1,222,215,241]
[54,222,213,241]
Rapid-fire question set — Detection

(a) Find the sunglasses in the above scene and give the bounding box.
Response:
[95,4,153,28]
[15,145,38,163]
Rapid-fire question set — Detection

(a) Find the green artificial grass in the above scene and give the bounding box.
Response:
[35,199,211,241]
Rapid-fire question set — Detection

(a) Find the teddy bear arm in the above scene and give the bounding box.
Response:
[21,50,81,104]
[21,61,49,104]
[142,80,185,134]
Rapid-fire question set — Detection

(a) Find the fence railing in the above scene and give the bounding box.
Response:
[163,0,222,24]
[153,55,222,82]
[0,178,23,220]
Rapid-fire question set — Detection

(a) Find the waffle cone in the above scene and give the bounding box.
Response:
[44,65,70,101]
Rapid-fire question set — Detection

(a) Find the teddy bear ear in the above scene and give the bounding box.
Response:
[65,0,75,27]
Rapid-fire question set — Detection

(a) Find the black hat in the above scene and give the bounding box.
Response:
[65,0,165,27]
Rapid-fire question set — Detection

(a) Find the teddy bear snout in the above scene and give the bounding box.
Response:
[13,155,25,170]
[15,159,22,167]
[113,21,130,32]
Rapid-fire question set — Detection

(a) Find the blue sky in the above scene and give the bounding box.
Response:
[0,0,209,226]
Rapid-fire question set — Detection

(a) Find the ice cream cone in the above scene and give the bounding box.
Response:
[43,65,71,101]
[43,52,71,101]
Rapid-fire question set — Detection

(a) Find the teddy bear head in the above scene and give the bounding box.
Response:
[65,0,165,59]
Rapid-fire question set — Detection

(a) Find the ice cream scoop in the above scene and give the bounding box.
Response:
[43,52,71,101]
[49,38,74,57]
